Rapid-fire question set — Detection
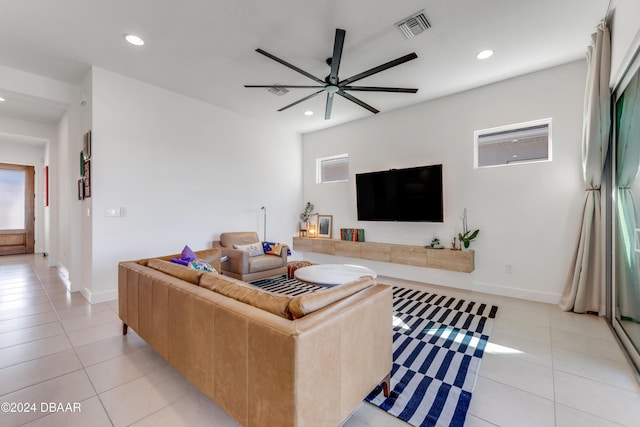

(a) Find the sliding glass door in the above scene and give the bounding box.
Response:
[612,52,640,371]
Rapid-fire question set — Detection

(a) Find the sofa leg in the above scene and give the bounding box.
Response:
[122,323,128,335]
[381,373,391,397]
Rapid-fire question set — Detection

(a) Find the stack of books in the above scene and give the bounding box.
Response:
[340,228,365,242]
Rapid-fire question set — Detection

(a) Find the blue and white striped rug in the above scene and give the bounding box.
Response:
[250,276,498,427]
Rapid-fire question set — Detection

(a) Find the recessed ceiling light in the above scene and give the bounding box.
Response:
[304,111,314,116]
[124,34,145,46]
[476,49,494,60]
[0,96,5,102]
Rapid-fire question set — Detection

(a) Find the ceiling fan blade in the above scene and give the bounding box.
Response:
[339,52,418,86]
[325,92,334,120]
[255,48,325,85]
[329,29,346,85]
[244,85,325,89]
[342,86,418,93]
[337,91,379,114]
[277,89,324,112]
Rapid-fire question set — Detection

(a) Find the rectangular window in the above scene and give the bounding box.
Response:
[317,154,349,183]
[474,118,552,168]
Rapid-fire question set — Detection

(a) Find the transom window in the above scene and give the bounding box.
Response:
[317,154,349,183]
[474,118,552,168]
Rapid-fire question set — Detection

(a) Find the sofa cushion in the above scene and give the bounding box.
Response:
[248,254,284,273]
[234,242,264,257]
[288,278,374,319]
[199,273,292,319]
[147,259,204,285]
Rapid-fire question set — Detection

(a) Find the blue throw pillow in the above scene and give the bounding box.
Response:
[262,241,291,256]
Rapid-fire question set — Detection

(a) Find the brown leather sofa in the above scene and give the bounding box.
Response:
[118,247,392,427]
[212,232,288,281]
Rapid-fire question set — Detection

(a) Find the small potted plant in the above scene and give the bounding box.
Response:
[430,235,442,248]
[458,208,479,251]
[299,202,315,231]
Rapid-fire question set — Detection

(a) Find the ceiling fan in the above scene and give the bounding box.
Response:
[245,28,419,120]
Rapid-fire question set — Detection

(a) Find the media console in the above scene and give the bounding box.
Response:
[292,237,474,273]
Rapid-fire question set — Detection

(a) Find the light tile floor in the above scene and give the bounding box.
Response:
[0,254,639,426]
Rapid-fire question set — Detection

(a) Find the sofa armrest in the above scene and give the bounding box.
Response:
[219,247,250,274]
[279,245,289,262]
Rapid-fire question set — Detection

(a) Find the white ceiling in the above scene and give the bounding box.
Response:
[0,0,609,133]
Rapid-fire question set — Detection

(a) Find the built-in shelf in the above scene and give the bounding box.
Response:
[292,237,474,273]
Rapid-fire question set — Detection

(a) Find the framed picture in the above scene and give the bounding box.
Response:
[83,160,91,198]
[317,214,333,239]
[78,179,84,200]
[83,131,91,160]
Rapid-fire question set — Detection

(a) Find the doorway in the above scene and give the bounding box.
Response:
[0,163,35,255]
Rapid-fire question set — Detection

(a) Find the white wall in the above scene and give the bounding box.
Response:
[302,61,587,303]
[609,0,640,87]
[86,67,302,302]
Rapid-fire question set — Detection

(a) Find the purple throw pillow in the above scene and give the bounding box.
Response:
[170,245,197,266]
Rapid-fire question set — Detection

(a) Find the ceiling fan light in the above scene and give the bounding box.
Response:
[124,34,145,46]
[476,49,494,60]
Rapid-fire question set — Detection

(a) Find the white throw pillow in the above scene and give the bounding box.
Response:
[233,242,264,257]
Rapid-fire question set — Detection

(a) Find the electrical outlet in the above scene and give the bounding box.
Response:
[505,264,513,274]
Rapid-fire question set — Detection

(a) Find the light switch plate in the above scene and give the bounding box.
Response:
[105,208,122,217]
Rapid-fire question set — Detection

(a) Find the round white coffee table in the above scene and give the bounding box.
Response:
[294,264,377,287]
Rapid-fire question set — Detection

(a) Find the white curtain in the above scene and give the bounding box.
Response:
[616,71,640,321]
[560,22,611,314]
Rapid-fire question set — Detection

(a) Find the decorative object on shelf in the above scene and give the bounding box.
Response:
[341,228,365,242]
[430,235,443,248]
[299,202,315,236]
[308,223,317,238]
[458,208,479,251]
[317,214,333,239]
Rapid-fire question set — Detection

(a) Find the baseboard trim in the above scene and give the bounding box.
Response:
[80,287,118,304]
[472,281,562,304]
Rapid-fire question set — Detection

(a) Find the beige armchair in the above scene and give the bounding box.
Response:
[212,232,288,281]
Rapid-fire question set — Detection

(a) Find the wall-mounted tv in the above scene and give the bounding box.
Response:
[356,164,443,222]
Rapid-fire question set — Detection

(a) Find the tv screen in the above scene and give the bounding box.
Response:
[356,164,443,222]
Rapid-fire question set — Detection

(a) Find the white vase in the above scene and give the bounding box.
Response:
[299,221,309,231]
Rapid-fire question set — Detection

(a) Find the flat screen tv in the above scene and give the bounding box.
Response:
[356,164,443,222]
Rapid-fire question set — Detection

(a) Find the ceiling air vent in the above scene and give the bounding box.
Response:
[396,11,431,39]
[266,85,289,96]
